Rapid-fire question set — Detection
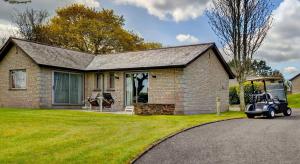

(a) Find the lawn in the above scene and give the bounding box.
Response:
[288,93,300,108]
[0,109,245,164]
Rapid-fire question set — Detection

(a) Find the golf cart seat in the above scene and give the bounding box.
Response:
[252,93,272,103]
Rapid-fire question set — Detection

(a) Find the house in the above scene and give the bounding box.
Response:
[290,73,300,93]
[0,37,234,114]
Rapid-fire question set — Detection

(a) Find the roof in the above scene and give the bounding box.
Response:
[86,43,212,70]
[290,73,300,81]
[0,38,95,70]
[0,37,235,79]
[247,76,283,82]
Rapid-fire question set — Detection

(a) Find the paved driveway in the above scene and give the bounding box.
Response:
[135,110,300,164]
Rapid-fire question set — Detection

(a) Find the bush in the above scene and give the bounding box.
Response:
[229,86,239,105]
[229,82,264,105]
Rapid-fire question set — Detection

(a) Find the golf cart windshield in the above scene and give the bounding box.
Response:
[247,77,287,103]
[266,83,287,101]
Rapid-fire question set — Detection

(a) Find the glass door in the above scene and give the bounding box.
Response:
[125,74,133,106]
[125,72,148,106]
[53,72,83,105]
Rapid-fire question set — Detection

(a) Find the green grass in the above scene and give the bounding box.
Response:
[0,109,245,164]
[288,93,300,108]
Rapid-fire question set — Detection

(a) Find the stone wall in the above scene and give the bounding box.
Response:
[0,45,41,108]
[39,67,84,109]
[134,103,175,115]
[0,45,229,113]
[292,76,300,93]
[84,69,184,112]
[84,71,124,111]
[148,68,184,114]
[39,67,52,108]
[207,50,229,112]
[183,49,229,114]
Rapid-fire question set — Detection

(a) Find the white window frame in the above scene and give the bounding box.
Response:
[10,69,27,90]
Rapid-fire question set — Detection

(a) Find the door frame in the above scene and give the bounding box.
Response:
[52,70,84,105]
[124,71,149,106]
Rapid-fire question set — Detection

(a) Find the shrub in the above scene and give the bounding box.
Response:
[229,86,239,105]
[229,82,264,105]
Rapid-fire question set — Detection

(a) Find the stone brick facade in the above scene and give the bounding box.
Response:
[84,69,184,112]
[291,75,300,93]
[84,71,124,111]
[0,45,230,114]
[0,45,40,108]
[183,49,229,114]
[38,68,84,109]
[0,45,85,109]
[148,68,184,114]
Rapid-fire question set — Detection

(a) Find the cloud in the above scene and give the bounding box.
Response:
[283,66,298,74]
[113,0,211,22]
[0,0,100,39]
[176,34,199,44]
[0,20,17,38]
[75,0,100,8]
[259,0,300,62]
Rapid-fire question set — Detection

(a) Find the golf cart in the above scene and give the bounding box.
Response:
[245,77,292,119]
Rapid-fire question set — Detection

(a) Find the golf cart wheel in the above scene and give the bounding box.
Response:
[283,108,292,116]
[267,108,275,119]
[247,114,255,119]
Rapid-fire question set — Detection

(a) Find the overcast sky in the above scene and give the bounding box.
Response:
[0,0,299,79]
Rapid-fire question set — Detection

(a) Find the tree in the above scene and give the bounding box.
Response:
[207,0,273,111]
[228,59,273,76]
[229,59,283,78]
[250,59,272,76]
[12,8,49,41]
[270,70,283,78]
[40,4,161,54]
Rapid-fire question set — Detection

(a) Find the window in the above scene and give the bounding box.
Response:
[53,72,83,105]
[95,73,103,90]
[108,72,115,89]
[10,69,26,89]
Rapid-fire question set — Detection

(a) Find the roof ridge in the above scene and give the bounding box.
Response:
[9,37,96,57]
[95,42,215,56]
[290,73,300,81]
[10,37,215,56]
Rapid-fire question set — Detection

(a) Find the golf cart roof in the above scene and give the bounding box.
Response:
[246,76,283,82]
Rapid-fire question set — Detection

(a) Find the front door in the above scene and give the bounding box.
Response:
[125,72,149,106]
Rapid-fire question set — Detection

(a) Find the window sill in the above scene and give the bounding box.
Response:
[106,89,115,92]
[93,89,102,92]
[52,104,84,106]
[9,88,27,91]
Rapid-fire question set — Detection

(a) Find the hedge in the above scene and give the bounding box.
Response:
[229,82,264,105]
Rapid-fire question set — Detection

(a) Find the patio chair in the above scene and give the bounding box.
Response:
[102,92,115,110]
[87,92,101,110]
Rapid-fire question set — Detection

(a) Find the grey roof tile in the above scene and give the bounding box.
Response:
[12,38,95,70]
[0,38,234,78]
[86,43,213,70]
